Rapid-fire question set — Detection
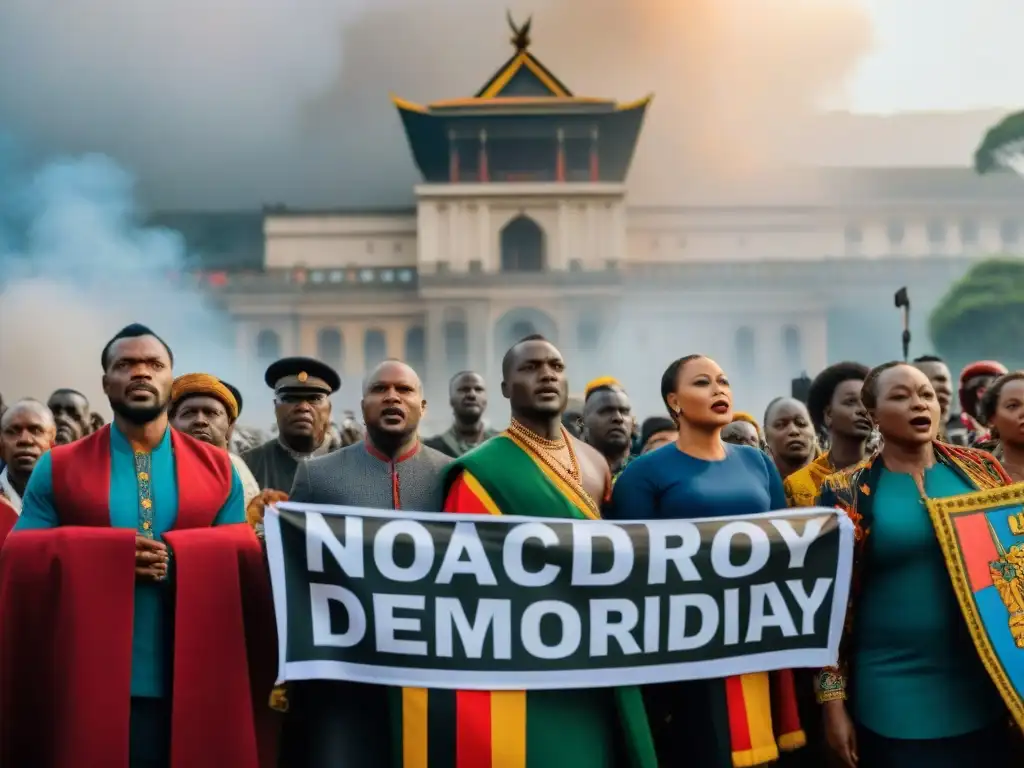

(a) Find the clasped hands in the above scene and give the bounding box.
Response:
[135,535,169,582]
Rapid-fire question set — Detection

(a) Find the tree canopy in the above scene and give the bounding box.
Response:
[975,110,1024,175]
[930,258,1024,369]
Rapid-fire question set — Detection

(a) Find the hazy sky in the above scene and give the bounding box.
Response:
[851,0,1022,112]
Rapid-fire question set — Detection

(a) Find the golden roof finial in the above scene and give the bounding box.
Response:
[507,10,532,52]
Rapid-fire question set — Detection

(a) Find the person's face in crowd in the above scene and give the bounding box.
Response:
[0,406,55,482]
[722,420,760,448]
[583,389,633,454]
[666,357,732,429]
[826,379,872,441]
[450,372,487,424]
[48,391,92,445]
[991,379,1024,449]
[503,340,569,419]
[102,336,173,425]
[871,365,940,446]
[171,395,233,450]
[642,429,678,453]
[914,361,953,423]
[275,390,332,448]
[963,374,999,422]
[361,361,424,441]
[765,398,815,466]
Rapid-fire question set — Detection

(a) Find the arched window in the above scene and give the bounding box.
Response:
[363,329,386,369]
[316,328,343,373]
[735,327,755,375]
[577,318,600,353]
[510,320,537,340]
[405,326,426,375]
[255,329,281,362]
[444,320,468,373]
[782,326,802,372]
[500,215,545,272]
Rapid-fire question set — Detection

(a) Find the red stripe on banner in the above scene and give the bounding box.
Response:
[456,690,491,768]
[725,675,752,752]
[954,514,1000,592]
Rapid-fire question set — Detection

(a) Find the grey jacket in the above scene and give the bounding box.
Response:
[288,440,452,512]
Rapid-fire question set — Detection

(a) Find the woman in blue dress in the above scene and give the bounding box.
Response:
[608,355,804,768]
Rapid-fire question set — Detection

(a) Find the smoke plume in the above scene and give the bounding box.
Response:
[0,0,872,210]
[0,151,251,415]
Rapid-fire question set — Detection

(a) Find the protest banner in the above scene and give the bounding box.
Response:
[264,503,853,690]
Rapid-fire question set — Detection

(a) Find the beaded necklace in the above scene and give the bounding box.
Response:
[507,419,581,483]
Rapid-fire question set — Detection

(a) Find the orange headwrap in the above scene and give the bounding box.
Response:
[585,376,623,398]
[171,373,239,422]
[732,411,763,439]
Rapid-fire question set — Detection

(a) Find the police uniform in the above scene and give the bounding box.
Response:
[239,357,341,495]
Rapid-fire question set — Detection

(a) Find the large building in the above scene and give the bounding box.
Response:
[169,18,1024,421]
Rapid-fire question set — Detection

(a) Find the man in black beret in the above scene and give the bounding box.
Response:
[240,356,340,513]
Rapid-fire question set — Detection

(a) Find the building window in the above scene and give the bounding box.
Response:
[444,321,468,373]
[887,220,905,246]
[405,326,426,375]
[255,329,281,362]
[1001,219,1020,247]
[316,328,343,373]
[578,319,600,353]
[363,329,386,369]
[735,327,755,375]
[500,215,545,272]
[960,219,979,245]
[844,223,863,245]
[511,320,537,340]
[927,219,947,244]
[782,326,802,373]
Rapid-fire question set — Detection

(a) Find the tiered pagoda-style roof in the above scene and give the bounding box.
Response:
[392,13,651,184]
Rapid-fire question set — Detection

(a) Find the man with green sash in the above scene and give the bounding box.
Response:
[395,335,656,768]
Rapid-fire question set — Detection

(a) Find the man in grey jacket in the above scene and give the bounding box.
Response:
[283,358,451,768]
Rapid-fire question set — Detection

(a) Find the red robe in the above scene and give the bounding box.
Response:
[0,426,278,768]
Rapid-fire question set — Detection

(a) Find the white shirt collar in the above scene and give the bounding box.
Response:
[0,467,22,514]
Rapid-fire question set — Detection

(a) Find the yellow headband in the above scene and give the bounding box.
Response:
[584,376,622,397]
[171,373,239,422]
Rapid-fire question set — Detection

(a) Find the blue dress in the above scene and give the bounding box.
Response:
[607,442,788,768]
[608,442,787,521]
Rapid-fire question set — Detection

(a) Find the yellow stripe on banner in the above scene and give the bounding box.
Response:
[491,690,527,768]
[403,688,429,768]
[463,472,504,516]
[737,673,779,767]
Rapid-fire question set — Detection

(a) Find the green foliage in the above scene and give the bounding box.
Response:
[930,257,1024,369]
[975,110,1024,174]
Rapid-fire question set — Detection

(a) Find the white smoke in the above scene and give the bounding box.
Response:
[0,150,254,417]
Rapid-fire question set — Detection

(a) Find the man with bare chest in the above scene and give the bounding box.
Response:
[387,334,655,768]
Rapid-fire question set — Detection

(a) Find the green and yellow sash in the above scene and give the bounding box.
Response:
[391,435,656,768]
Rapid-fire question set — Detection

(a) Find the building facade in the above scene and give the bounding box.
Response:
[183,19,1024,422]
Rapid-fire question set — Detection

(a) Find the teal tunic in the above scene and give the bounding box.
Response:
[852,463,1005,738]
[15,424,245,698]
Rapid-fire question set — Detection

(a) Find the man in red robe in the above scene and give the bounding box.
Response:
[0,323,277,768]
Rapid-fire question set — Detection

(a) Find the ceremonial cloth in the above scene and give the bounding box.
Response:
[392,434,657,768]
[0,524,277,768]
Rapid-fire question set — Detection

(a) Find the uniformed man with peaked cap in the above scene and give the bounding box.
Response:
[240,356,341,502]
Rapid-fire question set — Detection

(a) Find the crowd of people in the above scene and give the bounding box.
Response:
[0,320,1021,767]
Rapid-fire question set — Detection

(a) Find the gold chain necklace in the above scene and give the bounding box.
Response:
[508,419,581,483]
